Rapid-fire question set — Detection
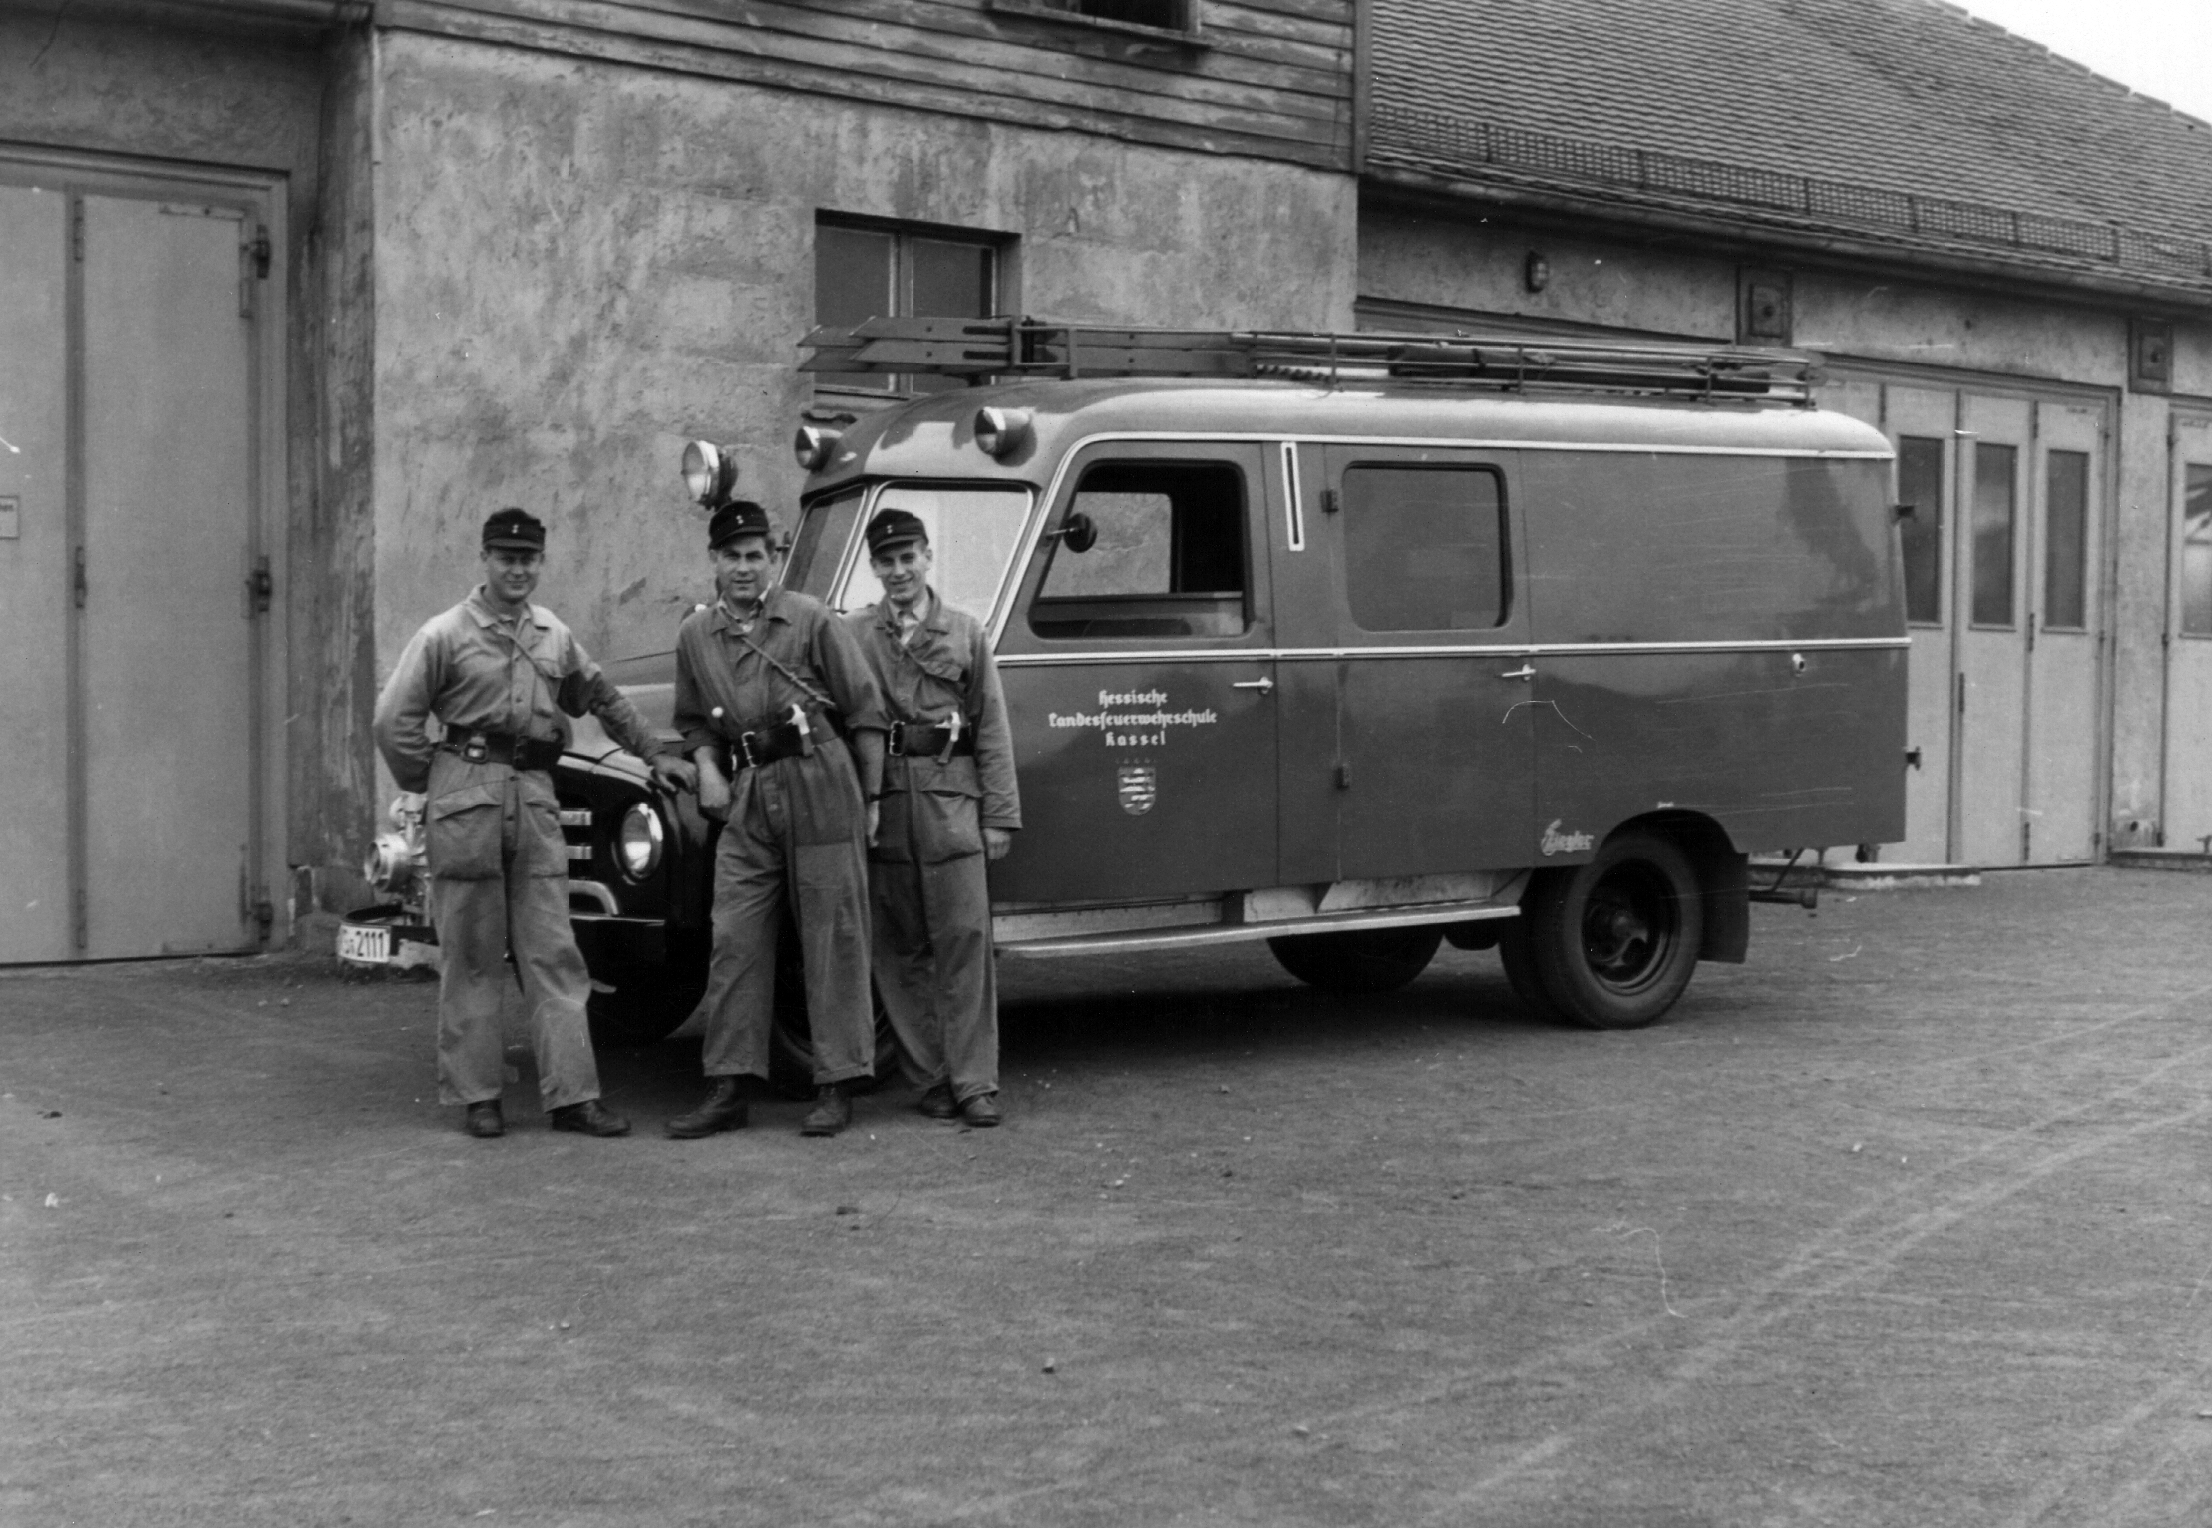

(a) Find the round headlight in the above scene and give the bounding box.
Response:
[617,802,664,881]
[794,424,842,474]
[974,406,1032,458]
[681,440,720,504]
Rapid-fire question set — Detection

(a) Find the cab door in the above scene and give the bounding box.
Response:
[990,441,1279,904]
[1296,446,1538,877]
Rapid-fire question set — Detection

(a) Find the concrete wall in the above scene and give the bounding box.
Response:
[367,32,1359,692]
[1358,199,2212,852]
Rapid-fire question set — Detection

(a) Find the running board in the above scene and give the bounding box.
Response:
[997,902,1519,959]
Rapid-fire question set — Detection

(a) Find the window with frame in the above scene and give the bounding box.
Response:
[1339,464,1509,632]
[2043,450,2090,631]
[1028,460,1248,639]
[2181,463,2212,638]
[1971,442,2018,628]
[814,218,1000,396]
[1897,436,1946,626]
[992,0,1198,37]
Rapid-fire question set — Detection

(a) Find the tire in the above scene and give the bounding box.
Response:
[586,958,705,1049]
[1496,913,1572,1024]
[1525,832,1704,1030]
[1267,925,1443,994]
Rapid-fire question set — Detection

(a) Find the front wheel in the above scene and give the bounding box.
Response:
[1268,925,1443,994]
[1524,832,1704,1030]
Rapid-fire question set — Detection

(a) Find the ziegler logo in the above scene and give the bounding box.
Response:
[1540,820,1595,857]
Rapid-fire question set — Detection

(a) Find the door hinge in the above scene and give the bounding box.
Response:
[2021,821,2032,860]
[1334,762,1352,790]
[248,554,273,616]
[1322,488,1342,515]
[254,895,275,940]
[1956,672,1966,715]
[251,226,272,278]
[74,545,87,609]
[74,885,87,950]
[71,200,84,263]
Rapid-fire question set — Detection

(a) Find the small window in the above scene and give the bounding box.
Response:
[1340,465,1507,632]
[2182,464,2212,638]
[2043,450,2090,631]
[1029,461,1247,638]
[814,218,999,396]
[1897,436,1945,626]
[1971,443,2017,628]
[993,0,1197,36]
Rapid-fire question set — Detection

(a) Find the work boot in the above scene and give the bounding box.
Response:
[549,1099,631,1137]
[666,1077,748,1139]
[915,1082,958,1120]
[464,1100,505,1139]
[958,1092,1001,1129]
[800,1083,851,1137]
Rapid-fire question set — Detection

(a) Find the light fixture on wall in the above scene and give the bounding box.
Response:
[1524,252,1550,293]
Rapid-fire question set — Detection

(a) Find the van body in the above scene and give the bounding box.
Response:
[350,329,1906,1051]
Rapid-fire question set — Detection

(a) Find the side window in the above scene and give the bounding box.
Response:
[2183,463,2212,638]
[1340,465,1508,632]
[1029,460,1248,638]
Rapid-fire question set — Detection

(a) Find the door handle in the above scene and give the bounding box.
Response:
[1499,664,1536,681]
[1231,676,1275,694]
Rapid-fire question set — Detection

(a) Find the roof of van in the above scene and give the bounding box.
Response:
[807,378,1894,494]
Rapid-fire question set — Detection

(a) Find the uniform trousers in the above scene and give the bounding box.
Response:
[424,755,601,1111]
[695,787,876,1086]
[870,846,997,1103]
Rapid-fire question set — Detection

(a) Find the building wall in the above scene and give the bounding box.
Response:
[1357,198,2212,854]
[367,29,1359,698]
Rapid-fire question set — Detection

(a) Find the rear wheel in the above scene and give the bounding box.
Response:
[1496,914,1571,1024]
[1268,925,1443,994]
[1525,832,1704,1030]
[765,924,903,1098]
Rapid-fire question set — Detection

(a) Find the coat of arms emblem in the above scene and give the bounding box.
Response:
[1117,763,1158,815]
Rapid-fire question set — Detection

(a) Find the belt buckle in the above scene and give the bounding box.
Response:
[736,731,760,769]
[887,725,909,758]
[461,734,489,765]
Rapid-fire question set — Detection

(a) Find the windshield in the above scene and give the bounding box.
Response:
[790,483,1033,621]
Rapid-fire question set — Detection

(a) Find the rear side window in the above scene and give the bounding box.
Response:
[1029,460,1248,638]
[1340,465,1508,631]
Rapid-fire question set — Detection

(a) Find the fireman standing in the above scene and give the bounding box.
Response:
[373,507,695,1139]
[846,508,1020,1127]
[666,500,889,1139]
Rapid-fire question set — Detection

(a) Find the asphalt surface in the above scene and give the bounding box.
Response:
[5,868,2212,1527]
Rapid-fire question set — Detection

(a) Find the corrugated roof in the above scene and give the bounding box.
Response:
[1370,0,2212,285]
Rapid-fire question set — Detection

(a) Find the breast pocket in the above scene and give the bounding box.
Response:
[426,780,508,880]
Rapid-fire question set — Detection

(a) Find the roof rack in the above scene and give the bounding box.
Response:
[799,316,1822,405]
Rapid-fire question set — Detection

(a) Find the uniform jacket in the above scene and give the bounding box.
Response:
[847,588,1021,864]
[672,586,888,847]
[373,587,667,795]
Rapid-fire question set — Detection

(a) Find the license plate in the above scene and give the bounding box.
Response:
[337,922,392,964]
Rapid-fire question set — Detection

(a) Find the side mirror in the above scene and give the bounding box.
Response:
[1055,510,1098,554]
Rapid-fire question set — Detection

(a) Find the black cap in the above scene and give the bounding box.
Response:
[482,507,546,551]
[708,499,775,551]
[864,508,928,556]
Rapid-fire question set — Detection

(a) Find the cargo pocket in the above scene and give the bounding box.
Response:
[426,780,508,879]
[913,787,984,864]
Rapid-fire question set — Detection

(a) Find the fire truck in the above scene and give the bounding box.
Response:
[346,321,1906,1076]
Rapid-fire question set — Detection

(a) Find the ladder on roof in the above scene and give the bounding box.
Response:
[798,316,1823,405]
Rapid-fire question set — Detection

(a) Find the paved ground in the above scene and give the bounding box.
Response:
[5,868,2212,1527]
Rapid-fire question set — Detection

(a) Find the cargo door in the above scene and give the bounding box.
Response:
[2162,412,2212,849]
[990,442,1278,904]
[1956,395,2035,866]
[0,182,266,961]
[2024,401,2105,862]
[1307,446,1536,876]
[0,184,72,961]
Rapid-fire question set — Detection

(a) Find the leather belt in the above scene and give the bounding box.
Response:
[441,726,563,772]
[719,706,844,771]
[887,720,975,760]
